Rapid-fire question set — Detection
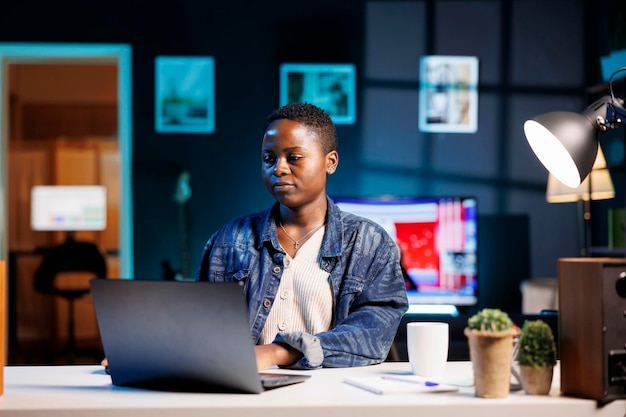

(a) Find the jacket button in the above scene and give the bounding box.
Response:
[273,266,281,273]
[263,299,271,308]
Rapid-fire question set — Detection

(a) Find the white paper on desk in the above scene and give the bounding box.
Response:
[343,376,460,395]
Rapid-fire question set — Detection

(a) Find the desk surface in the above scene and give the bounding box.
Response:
[0,362,625,417]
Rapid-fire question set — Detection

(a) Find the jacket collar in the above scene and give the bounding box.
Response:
[259,196,342,258]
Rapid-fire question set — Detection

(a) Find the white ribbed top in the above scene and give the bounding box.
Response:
[259,227,332,344]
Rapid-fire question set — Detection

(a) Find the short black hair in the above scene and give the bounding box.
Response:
[265,102,338,154]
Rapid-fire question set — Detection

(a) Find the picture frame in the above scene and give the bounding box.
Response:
[155,56,215,134]
[280,63,356,124]
[418,56,479,134]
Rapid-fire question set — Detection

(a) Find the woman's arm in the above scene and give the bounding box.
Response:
[274,236,409,369]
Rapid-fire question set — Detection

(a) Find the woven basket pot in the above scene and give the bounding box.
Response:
[520,365,554,395]
[464,327,519,398]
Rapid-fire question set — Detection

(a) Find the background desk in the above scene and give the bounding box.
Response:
[0,362,625,417]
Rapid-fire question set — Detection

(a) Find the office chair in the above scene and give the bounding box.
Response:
[34,236,107,363]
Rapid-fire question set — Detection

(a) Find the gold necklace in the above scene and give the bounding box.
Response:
[279,221,325,249]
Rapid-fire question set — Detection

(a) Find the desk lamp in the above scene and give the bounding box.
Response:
[523,66,626,403]
[524,67,626,188]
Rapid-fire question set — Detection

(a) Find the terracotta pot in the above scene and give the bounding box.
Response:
[520,365,554,395]
[464,327,518,398]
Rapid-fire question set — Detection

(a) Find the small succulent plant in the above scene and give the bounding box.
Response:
[516,319,557,368]
[467,308,514,332]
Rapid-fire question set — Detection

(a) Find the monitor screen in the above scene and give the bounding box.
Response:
[31,185,107,231]
[333,196,478,308]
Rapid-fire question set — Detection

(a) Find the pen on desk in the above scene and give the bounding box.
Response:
[382,375,440,386]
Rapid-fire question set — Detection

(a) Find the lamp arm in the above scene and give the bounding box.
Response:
[601,66,626,131]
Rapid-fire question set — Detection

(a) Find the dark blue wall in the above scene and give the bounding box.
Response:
[1,0,617,292]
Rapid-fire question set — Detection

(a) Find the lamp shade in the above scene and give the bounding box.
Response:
[546,146,614,203]
[524,111,599,188]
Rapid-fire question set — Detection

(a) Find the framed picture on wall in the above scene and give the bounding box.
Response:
[280,63,356,124]
[418,56,479,134]
[155,56,215,133]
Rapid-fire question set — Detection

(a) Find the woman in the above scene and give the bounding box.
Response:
[197,102,408,370]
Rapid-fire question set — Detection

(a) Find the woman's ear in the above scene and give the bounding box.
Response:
[326,151,339,175]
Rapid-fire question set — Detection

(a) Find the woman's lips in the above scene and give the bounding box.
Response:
[273,182,294,191]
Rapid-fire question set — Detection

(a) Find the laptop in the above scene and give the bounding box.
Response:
[89,278,311,393]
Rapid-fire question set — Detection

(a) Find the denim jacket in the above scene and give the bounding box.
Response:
[196,197,408,369]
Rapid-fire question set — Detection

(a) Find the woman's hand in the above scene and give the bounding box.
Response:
[254,343,302,370]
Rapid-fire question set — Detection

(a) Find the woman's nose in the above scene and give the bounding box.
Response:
[273,158,289,175]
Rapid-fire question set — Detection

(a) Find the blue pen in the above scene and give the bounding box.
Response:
[382,375,441,387]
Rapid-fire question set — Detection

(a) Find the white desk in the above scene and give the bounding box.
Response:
[0,362,625,417]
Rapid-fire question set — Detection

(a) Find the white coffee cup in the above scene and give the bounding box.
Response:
[406,322,449,378]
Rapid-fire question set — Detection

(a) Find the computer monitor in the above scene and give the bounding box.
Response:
[31,185,107,231]
[333,196,478,311]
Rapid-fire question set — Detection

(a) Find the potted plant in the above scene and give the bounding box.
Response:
[516,319,557,395]
[464,308,519,398]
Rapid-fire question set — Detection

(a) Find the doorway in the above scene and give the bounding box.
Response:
[0,43,133,276]
[0,43,133,362]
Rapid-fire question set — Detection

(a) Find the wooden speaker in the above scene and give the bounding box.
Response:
[558,258,626,403]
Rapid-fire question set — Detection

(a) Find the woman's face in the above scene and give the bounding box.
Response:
[261,119,337,210]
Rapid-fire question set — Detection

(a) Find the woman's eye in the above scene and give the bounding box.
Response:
[288,155,303,163]
[262,154,276,164]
